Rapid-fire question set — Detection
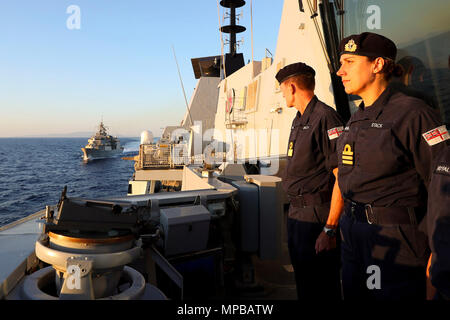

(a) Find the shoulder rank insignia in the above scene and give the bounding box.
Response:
[342,144,353,165]
[288,141,294,157]
[422,125,449,146]
[344,39,357,52]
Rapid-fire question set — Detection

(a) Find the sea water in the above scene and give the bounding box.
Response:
[0,137,140,226]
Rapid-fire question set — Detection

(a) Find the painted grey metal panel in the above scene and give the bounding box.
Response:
[230,180,259,253]
[160,205,211,256]
[0,211,44,298]
[244,175,283,260]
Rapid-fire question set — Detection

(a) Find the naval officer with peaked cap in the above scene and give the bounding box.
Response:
[276,62,344,299]
[335,32,449,299]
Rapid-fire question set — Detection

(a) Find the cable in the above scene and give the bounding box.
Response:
[341,0,345,39]
[306,0,332,71]
[172,45,193,128]
[250,0,254,67]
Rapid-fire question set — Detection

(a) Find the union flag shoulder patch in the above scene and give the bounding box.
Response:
[422,125,449,146]
[327,126,344,140]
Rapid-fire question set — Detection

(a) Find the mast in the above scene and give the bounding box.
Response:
[219,0,246,77]
[220,0,246,55]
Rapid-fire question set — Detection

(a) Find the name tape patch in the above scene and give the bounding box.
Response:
[328,126,344,140]
[436,165,450,174]
[371,123,383,128]
[422,125,449,146]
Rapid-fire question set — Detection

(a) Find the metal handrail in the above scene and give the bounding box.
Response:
[136,143,190,170]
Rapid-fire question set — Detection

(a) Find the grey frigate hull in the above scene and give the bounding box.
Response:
[81,121,124,161]
[81,147,124,161]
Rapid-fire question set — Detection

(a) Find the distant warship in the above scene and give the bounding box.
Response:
[81,121,123,161]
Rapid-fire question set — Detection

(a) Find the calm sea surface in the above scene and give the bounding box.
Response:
[0,138,140,227]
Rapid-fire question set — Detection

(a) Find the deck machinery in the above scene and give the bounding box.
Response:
[11,167,283,300]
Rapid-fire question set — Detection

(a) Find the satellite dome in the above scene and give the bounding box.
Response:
[140,130,154,145]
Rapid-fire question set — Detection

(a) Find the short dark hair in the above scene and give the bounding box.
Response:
[284,73,315,91]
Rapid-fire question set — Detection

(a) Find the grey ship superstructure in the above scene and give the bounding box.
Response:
[81,121,124,161]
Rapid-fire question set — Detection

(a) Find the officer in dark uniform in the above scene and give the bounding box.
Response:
[426,146,450,300]
[335,32,449,299]
[276,62,344,300]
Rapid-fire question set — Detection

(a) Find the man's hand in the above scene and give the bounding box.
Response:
[315,231,336,254]
[316,167,342,254]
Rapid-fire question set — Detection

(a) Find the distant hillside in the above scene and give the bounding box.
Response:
[22,132,92,138]
[21,132,140,138]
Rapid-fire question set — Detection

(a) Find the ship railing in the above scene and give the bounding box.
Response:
[225,106,248,129]
[137,143,189,169]
[136,144,231,170]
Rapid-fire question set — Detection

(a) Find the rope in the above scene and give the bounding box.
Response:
[334,0,345,40]
[341,0,345,40]
[358,0,368,33]
[306,0,332,72]
[172,45,193,127]
[250,0,254,67]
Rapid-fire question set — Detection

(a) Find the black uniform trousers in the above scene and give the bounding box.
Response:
[287,203,341,300]
[340,208,429,300]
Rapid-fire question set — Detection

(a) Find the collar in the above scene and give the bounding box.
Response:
[295,95,318,125]
[351,87,392,122]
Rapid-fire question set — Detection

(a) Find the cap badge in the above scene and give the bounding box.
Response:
[345,39,357,52]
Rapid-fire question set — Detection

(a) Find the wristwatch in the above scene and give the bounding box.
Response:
[323,226,337,237]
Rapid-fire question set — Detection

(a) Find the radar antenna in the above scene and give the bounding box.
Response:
[218,0,246,77]
[220,0,246,56]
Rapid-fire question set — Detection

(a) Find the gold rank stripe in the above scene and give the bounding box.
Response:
[288,141,294,157]
[342,144,353,165]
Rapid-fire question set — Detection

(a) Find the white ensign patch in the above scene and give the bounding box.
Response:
[422,125,449,146]
[327,126,344,140]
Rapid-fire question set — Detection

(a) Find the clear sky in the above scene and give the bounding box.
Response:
[0,0,283,137]
[2,1,448,138]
